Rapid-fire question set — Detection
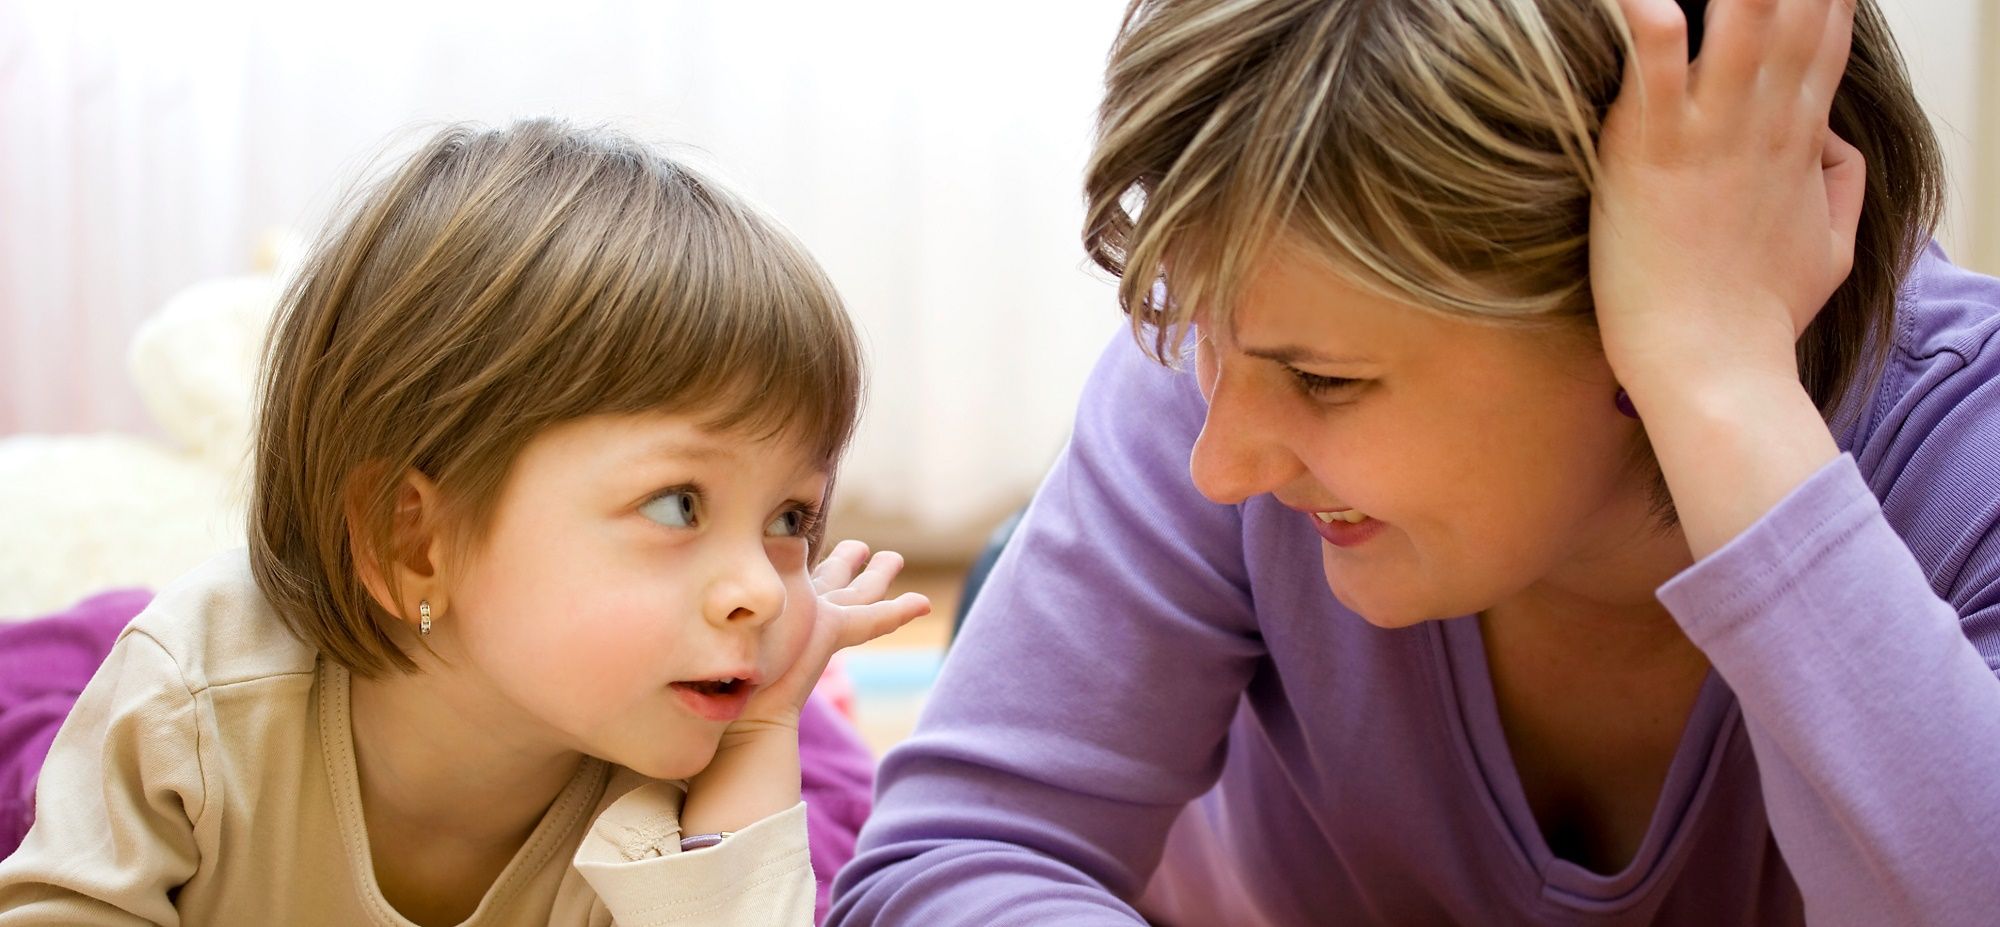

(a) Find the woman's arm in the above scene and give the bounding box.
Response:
[829,332,1266,926]
[1591,0,2000,921]
[1658,324,2000,924]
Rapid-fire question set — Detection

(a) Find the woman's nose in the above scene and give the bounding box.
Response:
[1188,360,1307,506]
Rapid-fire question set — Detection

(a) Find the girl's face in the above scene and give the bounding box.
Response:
[1190,243,1676,627]
[441,412,825,780]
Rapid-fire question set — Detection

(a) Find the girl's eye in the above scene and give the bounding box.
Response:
[640,490,699,528]
[766,506,820,539]
[1289,368,1365,398]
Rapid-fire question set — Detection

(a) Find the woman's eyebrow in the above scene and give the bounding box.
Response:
[1242,343,1374,365]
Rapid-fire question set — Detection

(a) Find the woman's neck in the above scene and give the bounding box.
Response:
[1484,485,1701,658]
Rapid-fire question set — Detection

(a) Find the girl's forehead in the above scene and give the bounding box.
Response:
[529,412,832,483]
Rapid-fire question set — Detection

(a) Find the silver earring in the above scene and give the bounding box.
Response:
[418,600,432,637]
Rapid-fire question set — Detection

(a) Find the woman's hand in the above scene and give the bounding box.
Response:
[1588,0,1857,557]
[1590,0,1865,389]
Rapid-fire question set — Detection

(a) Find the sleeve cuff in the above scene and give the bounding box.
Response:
[1656,453,1883,645]
[574,784,814,925]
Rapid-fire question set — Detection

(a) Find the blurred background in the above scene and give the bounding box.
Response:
[2,0,1996,751]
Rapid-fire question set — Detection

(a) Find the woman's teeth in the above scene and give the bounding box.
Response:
[1316,509,1368,524]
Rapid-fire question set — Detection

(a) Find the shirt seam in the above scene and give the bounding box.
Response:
[123,628,212,831]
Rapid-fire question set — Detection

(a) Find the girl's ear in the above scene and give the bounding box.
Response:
[347,465,450,632]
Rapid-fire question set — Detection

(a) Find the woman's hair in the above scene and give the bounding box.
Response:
[250,119,862,676]
[1084,0,1943,419]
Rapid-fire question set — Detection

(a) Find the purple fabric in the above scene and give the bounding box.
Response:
[0,591,878,924]
[832,244,2000,926]
[798,688,876,923]
[0,588,149,857]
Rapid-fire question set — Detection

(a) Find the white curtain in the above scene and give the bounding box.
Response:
[4,0,1993,555]
[0,0,1131,556]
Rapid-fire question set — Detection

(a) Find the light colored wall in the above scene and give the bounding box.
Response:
[1879,0,2000,273]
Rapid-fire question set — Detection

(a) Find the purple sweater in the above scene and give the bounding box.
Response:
[832,245,2000,926]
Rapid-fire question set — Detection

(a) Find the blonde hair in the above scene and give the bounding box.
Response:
[1084,0,1943,417]
[250,120,862,676]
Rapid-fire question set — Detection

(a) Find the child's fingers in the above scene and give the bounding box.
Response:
[811,540,870,595]
[824,550,905,606]
[833,593,932,649]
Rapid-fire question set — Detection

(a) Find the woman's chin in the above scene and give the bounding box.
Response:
[1320,549,1442,629]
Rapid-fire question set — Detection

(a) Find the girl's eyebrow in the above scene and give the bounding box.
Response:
[626,437,736,467]
[622,436,831,487]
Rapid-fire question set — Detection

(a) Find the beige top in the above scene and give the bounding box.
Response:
[0,553,815,926]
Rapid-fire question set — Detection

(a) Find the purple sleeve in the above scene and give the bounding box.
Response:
[829,335,1264,925]
[1657,355,2000,922]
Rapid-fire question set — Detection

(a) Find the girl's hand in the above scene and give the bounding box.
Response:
[1589,0,1866,397]
[680,541,929,839]
[734,540,931,734]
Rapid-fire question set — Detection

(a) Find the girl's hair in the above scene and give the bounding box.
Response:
[1084,0,1943,420]
[250,119,862,676]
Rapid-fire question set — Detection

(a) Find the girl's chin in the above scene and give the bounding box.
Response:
[610,743,719,782]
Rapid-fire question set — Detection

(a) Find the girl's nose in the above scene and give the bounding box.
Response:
[702,545,787,629]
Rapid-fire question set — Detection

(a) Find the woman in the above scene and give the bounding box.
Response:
[833,0,2000,923]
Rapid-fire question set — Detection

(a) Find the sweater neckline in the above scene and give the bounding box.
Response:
[316,660,610,927]
[1433,615,1742,911]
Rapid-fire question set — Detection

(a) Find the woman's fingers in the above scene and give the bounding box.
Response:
[811,539,870,595]
[1617,0,1691,117]
[833,593,933,649]
[1767,0,1835,86]
[1805,0,1856,106]
[1690,0,1850,122]
[1691,0,1782,98]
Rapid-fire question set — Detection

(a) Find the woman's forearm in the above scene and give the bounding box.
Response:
[1621,363,1841,559]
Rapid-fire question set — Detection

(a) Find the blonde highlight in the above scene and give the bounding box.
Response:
[1086,0,1943,424]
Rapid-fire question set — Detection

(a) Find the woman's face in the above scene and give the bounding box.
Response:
[1190,243,1671,627]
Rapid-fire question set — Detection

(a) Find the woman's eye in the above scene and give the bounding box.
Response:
[1289,368,1364,398]
[640,490,699,528]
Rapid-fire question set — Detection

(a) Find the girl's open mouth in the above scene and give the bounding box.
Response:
[670,678,754,721]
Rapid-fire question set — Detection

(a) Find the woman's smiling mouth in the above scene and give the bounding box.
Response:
[1308,508,1385,547]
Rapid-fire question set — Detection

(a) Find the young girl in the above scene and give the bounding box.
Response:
[0,119,929,925]
[838,0,2000,923]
